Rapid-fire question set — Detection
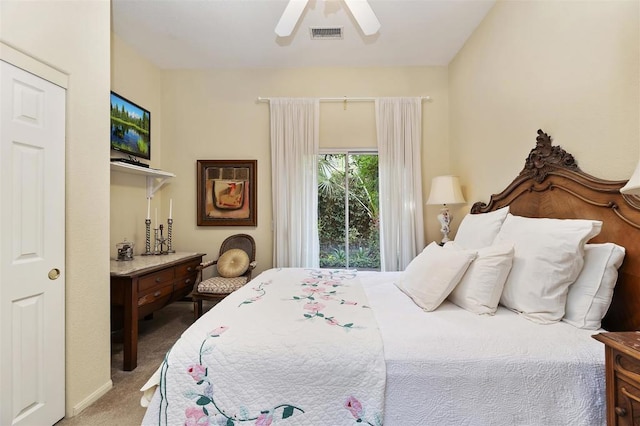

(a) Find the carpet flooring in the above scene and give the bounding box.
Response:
[56,300,214,426]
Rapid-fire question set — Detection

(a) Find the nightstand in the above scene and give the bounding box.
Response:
[593,332,640,425]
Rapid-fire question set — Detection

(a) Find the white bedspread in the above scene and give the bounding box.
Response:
[142,269,606,426]
[141,268,386,426]
[359,271,606,426]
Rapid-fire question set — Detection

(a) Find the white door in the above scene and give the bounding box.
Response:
[0,60,66,425]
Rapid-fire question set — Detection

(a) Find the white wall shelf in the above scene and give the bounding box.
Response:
[110,161,175,198]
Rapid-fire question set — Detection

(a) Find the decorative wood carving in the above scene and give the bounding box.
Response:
[520,129,580,182]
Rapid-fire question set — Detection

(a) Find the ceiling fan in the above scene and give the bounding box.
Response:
[275,0,381,37]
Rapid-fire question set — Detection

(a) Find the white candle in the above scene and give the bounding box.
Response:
[155,208,158,229]
[169,199,173,220]
[146,198,151,220]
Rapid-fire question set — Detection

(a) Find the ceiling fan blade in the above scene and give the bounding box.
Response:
[275,0,310,37]
[343,0,381,36]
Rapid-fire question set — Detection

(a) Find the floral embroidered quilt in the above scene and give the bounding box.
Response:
[141,268,386,426]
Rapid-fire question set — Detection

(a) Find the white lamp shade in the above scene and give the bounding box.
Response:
[621,161,640,195]
[426,175,466,205]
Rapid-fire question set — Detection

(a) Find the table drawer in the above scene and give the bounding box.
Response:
[615,350,640,377]
[174,273,197,292]
[613,349,640,425]
[175,259,200,278]
[138,268,175,292]
[137,284,173,307]
[613,377,640,426]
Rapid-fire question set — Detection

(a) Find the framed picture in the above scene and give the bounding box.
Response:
[197,159,257,226]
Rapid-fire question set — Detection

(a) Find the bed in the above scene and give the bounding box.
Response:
[141,130,640,425]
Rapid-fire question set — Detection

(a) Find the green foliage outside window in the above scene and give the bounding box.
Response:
[318,153,380,270]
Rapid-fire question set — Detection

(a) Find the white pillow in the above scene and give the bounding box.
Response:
[496,214,602,324]
[445,241,514,315]
[396,242,477,312]
[454,206,510,250]
[563,243,625,330]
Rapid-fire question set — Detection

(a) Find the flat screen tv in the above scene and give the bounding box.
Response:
[110,92,151,160]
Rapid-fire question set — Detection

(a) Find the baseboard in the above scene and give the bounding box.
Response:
[71,379,113,417]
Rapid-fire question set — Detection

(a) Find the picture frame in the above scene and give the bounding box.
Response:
[197,159,257,226]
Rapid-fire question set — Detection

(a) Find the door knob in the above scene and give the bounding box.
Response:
[48,268,61,280]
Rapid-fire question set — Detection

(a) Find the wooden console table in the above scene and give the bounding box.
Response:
[110,252,204,371]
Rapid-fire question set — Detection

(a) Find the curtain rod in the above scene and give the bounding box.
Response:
[257,96,432,103]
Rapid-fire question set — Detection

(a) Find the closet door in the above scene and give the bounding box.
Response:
[0,59,66,426]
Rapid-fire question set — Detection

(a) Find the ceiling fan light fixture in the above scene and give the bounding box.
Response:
[275,0,380,38]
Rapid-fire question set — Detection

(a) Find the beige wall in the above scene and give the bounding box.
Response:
[159,67,449,271]
[110,34,165,257]
[109,51,450,267]
[0,0,112,418]
[449,0,640,222]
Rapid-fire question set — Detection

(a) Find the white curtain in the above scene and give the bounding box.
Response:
[375,97,425,271]
[269,98,320,267]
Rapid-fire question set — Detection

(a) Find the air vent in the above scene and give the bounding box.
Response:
[310,27,343,40]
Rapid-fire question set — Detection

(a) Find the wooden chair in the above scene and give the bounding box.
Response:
[191,234,256,319]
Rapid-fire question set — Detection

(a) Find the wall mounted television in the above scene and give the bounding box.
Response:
[110,92,151,160]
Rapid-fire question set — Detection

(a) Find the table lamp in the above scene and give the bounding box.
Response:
[426,175,466,244]
[621,161,640,195]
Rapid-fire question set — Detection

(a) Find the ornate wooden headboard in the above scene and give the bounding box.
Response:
[471,129,640,331]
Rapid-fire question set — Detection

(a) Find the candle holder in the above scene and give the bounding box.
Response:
[142,219,153,256]
[153,227,160,255]
[154,224,168,255]
[167,218,175,253]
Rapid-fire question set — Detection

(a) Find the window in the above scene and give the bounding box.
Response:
[318,151,380,270]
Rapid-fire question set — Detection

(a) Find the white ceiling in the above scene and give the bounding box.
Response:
[111,0,496,69]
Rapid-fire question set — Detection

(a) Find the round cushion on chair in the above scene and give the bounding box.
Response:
[217,248,250,278]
